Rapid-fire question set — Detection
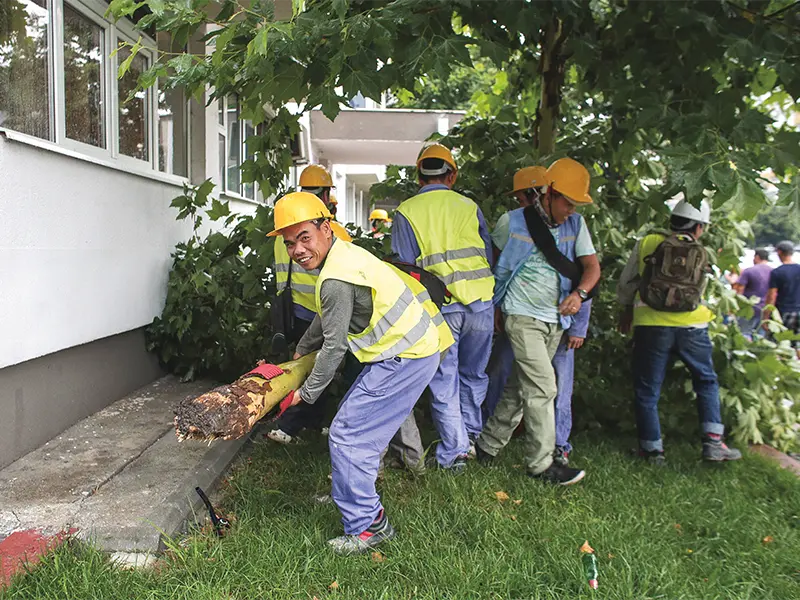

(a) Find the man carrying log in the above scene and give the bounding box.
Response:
[268,192,445,556]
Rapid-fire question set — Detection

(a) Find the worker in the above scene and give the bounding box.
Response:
[617,199,742,464]
[483,166,593,467]
[327,193,339,218]
[393,143,495,471]
[269,192,446,555]
[268,165,350,444]
[764,240,800,357]
[475,158,600,485]
[369,208,392,236]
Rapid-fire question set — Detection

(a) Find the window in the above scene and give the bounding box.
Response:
[0,1,187,177]
[217,95,257,200]
[63,4,105,148]
[0,0,51,139]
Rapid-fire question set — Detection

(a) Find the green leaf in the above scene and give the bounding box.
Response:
[332,0,348,20]
[726,178,766,220]
[207,198,231,221]
[105,0,145,21]
[117,38,142,80]
[751,65,777,95]
[248,29,269,57]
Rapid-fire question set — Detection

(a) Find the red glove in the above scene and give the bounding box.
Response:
[274,390,301,420]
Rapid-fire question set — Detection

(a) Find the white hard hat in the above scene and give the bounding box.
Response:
[671,199,711,224]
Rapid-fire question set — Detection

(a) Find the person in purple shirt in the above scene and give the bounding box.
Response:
[733,248,772,339]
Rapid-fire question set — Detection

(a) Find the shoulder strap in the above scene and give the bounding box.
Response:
[522,206,597,299]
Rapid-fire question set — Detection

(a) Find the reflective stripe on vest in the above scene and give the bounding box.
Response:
[397,189,494,305]
[633,233,714,327]
[274,236,320,313]
[388,264,454,354]
[317,241,440,363]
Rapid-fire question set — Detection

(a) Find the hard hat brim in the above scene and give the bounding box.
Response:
[267,218,352,241]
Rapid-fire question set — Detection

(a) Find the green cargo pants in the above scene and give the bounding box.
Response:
[477,314,563,475]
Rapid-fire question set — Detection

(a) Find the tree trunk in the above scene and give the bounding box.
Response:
[174,352,319,442]
[535,15,568,155]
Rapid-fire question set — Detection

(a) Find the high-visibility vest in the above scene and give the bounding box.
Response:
[317,240,440,363]
[633,233,715,327]
[387,264,455,355]
[396,189,494,305]
[274,237,319,314]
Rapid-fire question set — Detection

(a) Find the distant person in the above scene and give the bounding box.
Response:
[764,240,800,357]
[733,248,772,339]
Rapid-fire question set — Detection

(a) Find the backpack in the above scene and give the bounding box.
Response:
[638,233,708,312]
[384,256,452,308]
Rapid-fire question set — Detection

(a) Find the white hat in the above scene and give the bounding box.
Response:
[671,199,711,224]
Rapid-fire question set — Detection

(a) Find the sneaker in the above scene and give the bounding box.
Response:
[703,439,742,462]
[467,440,477,460]
[474,443,495,466]
[429,454,468,474]
[637,449,667,466]
[553,446,570,466]
[528,462,585,486]
[266,429,293,444]
[327,510,396,556]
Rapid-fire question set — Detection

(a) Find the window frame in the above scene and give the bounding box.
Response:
[1,0,183,179]
[217,95,260,202]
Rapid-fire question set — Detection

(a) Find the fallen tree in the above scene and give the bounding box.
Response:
[174,352,318,442]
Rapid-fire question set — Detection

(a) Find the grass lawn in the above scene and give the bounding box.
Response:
[4,430,799,600]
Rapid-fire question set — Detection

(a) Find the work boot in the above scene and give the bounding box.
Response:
[528,463,585,486]
[266,429,292,444]
[637,449,667,466]
[702,438,742,462]
[553,446,570,466]
[474,443,495,466]
[327,510,396,556]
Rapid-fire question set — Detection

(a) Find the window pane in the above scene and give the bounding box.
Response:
[0,0,50,139]
[64,5,105,147]
[226,97,240,193]
[158,85,188,176]
[218,132,225,190]
[118,47,148,161]
[243,121,255,200]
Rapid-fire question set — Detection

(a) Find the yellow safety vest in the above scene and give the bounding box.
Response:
[387,264,455,355]
[274,238,319,314]
[396,189,494,305]
[316,240,440,363]
[633,233,715,327]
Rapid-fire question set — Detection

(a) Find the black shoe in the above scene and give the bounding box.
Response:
[475,443,495,466]
[637,449,667,466]
[528,462,585,486]
[429,454,468,474]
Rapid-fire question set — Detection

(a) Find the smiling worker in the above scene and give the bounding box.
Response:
[269,192,443,555]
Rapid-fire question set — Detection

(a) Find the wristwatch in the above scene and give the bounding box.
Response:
[576,288,589,301]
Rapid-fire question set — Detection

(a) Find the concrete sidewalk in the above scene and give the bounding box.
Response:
[0,375,249,560]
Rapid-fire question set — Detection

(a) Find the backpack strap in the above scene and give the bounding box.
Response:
[522,205,597,299]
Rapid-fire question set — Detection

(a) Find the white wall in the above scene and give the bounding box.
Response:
[0,136,194,369]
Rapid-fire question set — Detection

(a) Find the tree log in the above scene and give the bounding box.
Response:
[174,352,319,442]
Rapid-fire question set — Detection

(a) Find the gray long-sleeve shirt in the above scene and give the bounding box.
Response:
[617,240,643,307]
[296,278,373,403]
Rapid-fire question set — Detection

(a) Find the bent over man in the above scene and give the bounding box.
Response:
[269,192,445,555]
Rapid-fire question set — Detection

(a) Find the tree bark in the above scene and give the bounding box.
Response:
[535,15,568,155]
[174,352,319,441]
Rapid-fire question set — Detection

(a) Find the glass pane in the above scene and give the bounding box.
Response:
[226,96,240,193]
[243,121,255,199]
[218,132,225,190]
[0,0,50,139]
[118,46,148,161]
[217,95,224,125]
[63,5,105,147]
[158,85,188,176]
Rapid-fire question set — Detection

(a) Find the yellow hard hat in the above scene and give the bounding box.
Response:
[416,143,457,174]
[328,194,338,206]
[369,209,390,221]
[546,158,593,204]
[267,191,351,241]
[299,164,333,188]
[510,166,550,194]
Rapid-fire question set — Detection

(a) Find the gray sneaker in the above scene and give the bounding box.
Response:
[703,439,742,462]
[327,514,396,556]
